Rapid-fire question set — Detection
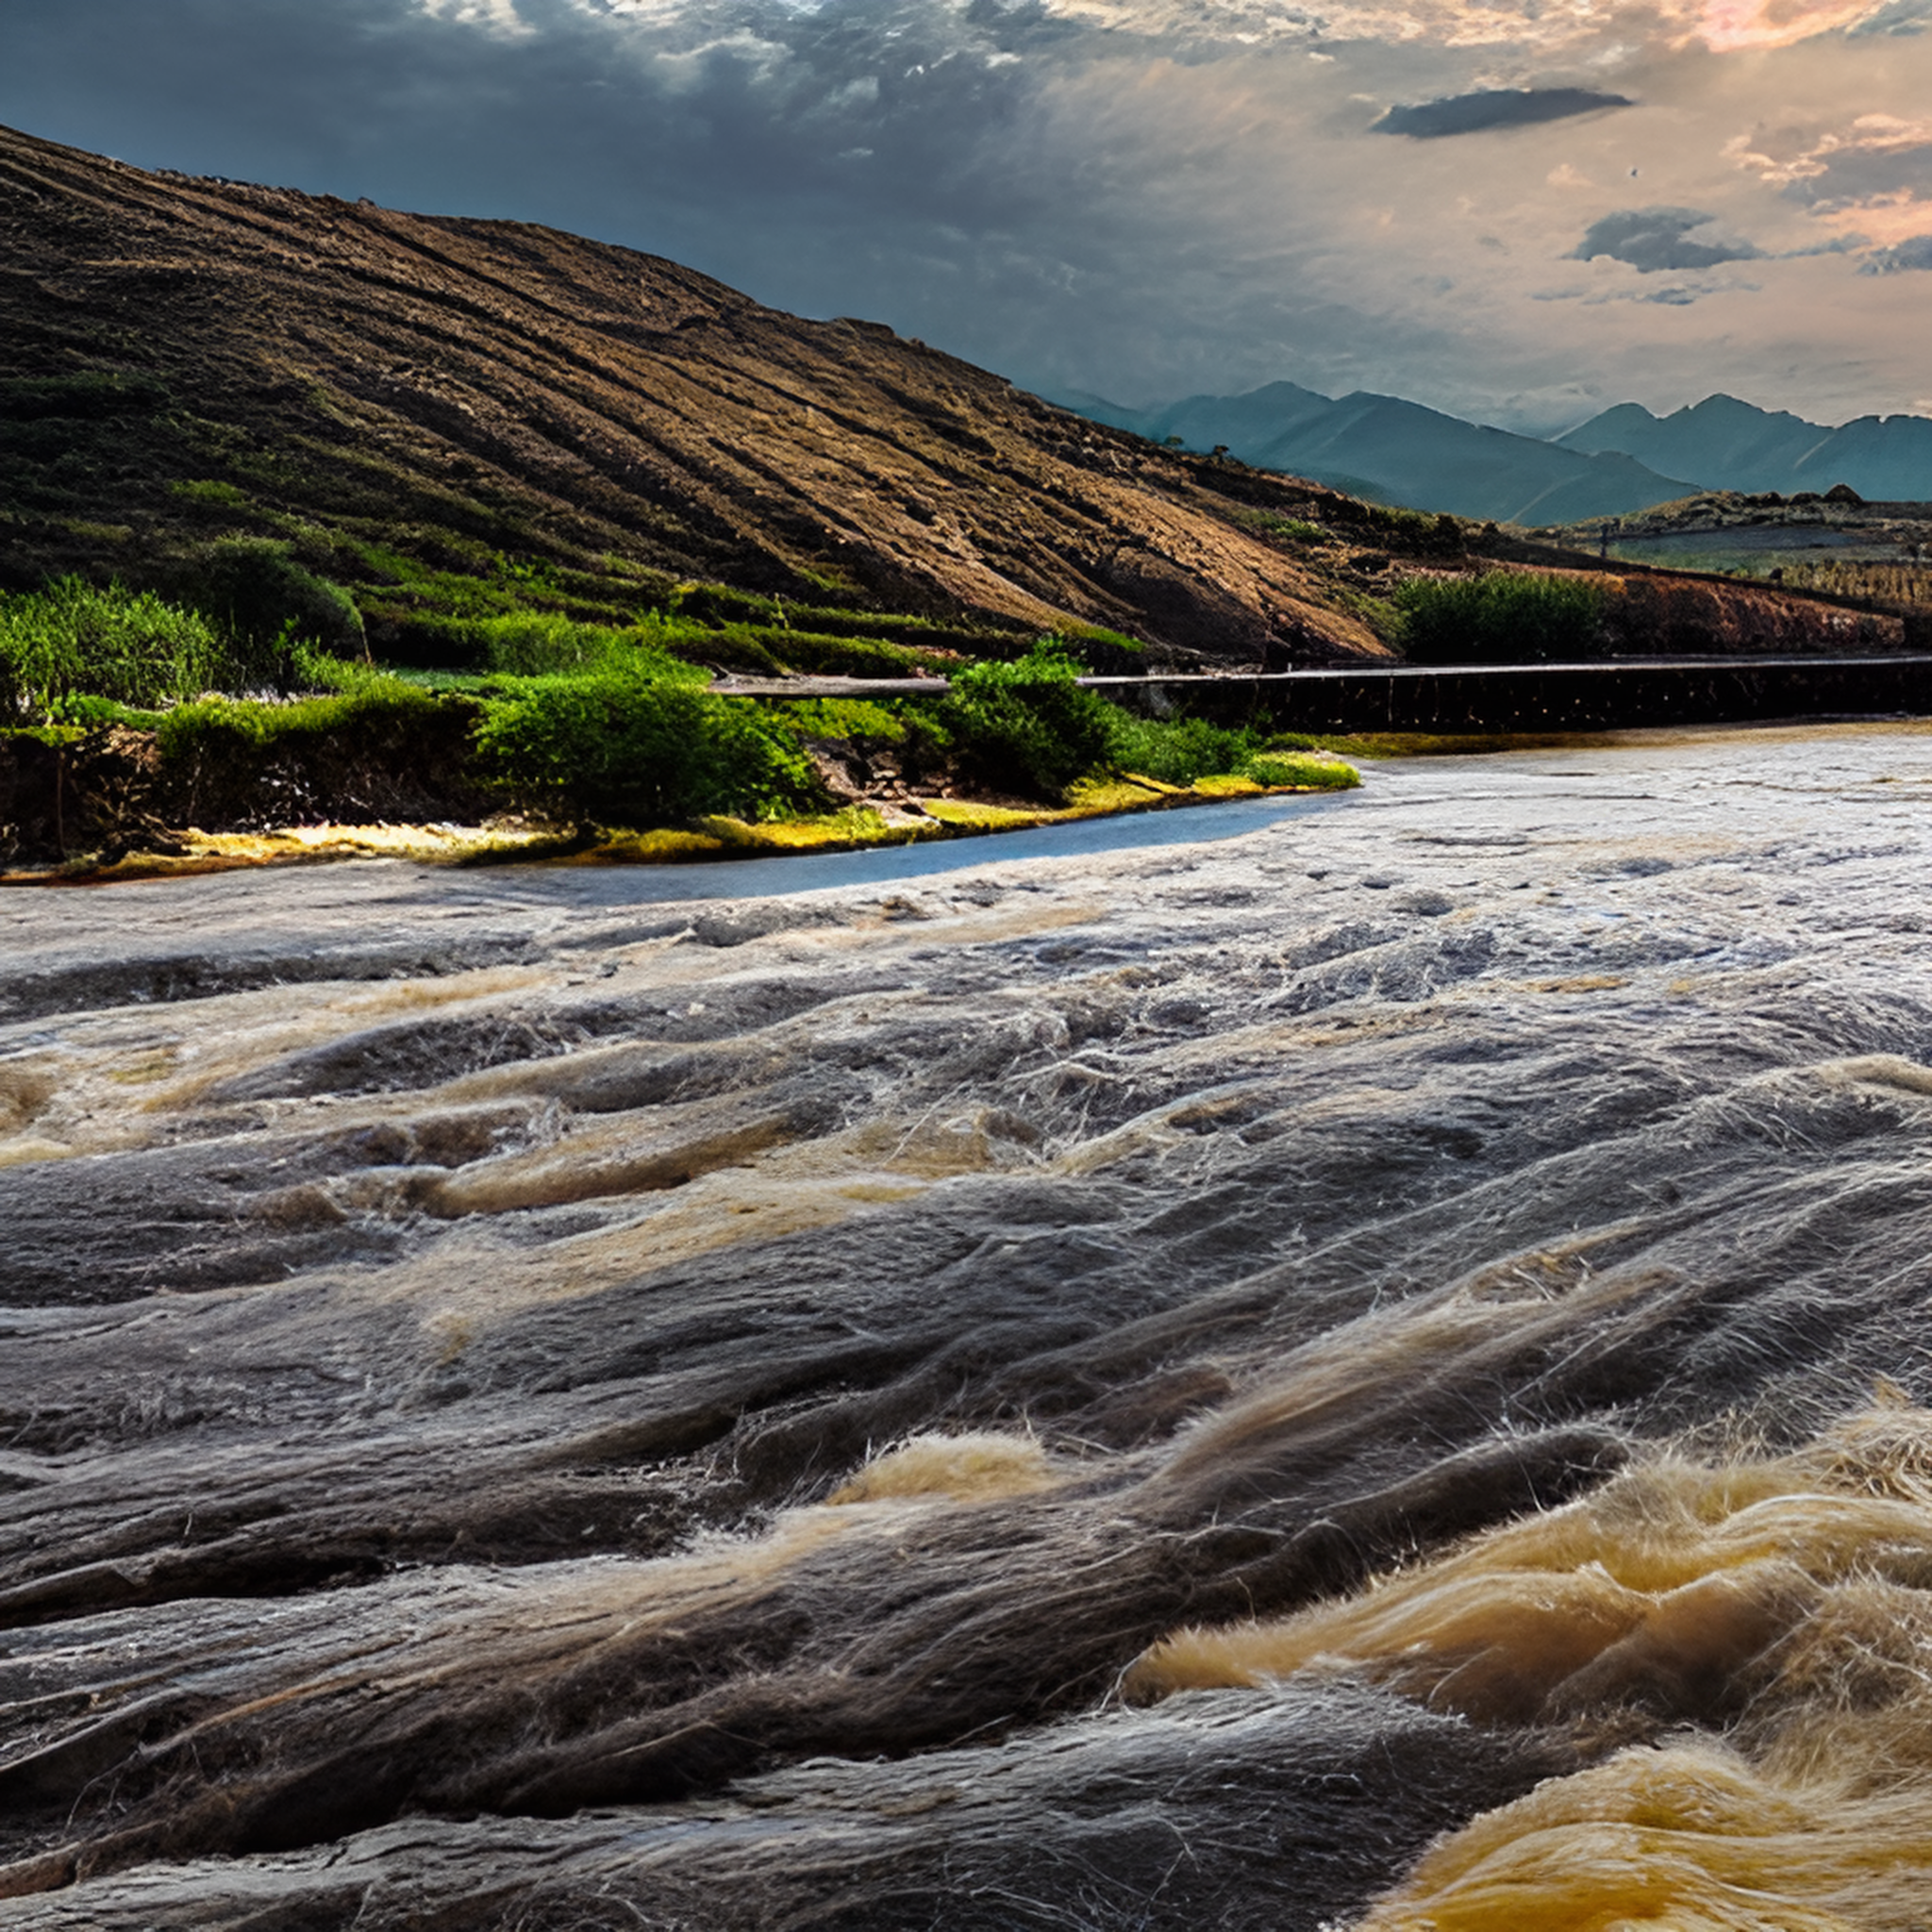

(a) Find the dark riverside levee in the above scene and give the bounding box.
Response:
[1098,654,1932,732]
[719,656,1932,734]
[6,724,1932,1930]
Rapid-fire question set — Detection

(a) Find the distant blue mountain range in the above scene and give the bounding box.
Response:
[1555,394,1932,504]
[1056,383,1932,523]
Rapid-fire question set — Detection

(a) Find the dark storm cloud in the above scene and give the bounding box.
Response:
[1373,89,1632,138]
[0,0,1067,327]
[0,0,1051,222]
[1859,233,1932,270]
[1569,207,1765,271]
[1782,141,1932,209]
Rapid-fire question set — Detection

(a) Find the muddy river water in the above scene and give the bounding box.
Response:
[4,724,1932,1929]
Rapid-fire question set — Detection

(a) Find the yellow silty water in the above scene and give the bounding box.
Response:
[1133,1401,1932,1929]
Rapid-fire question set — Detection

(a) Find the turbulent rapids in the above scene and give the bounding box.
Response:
[4,724,1932,1930]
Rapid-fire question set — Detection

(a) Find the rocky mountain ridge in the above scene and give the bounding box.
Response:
[1069,384,1932,527]
[1557,393,1932,503]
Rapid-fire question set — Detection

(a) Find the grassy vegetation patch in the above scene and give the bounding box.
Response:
[1395,571,1607,664]
[1243,749,1359,787]
[694,807,925,853]
[153,680,450,762]
[456,611,707,680]
[935,654,1361,802]
[686,623,957,678]
[3,576,1360,869]
[1317,730,1604,758]
[0,578,229,714]
[918,798,1049,830]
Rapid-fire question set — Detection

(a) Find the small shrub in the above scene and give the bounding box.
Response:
[938,641,1119,800]
[1395,571,1607,664]
[474,663,820,824]
[1107,712,1262,786]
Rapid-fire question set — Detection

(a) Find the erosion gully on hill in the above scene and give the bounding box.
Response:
[6,726,1932,1928]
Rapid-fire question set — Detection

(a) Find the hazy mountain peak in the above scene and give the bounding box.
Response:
[1560,391,1932,496]
[1065,377,1932,516]
[1063,381,1698,524]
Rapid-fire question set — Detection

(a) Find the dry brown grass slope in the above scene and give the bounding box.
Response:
[0,122,1389,662]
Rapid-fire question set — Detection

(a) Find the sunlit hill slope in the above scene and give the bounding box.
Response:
[0,122,1402,666]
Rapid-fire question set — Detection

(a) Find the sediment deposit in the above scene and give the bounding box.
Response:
[5,725,1932,1927]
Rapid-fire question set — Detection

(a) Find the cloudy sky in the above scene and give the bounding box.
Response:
[5,0,1930,430]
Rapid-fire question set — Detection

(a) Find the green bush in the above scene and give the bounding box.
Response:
[178,538,366,675]
[1105,712,1264,786]
[937,641,1119,800]
[0,578,227,714]
[474,664,820,824]
[1395,571,1607,664]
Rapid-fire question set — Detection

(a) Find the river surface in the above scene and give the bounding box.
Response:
[4,723,1932,1929]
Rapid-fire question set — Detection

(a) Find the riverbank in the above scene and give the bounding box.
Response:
[0,757,1358,885]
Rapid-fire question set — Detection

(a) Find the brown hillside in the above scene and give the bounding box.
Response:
[0,123,1390,663]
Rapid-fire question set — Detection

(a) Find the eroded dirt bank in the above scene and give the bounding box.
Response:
[5,727,1932,1929]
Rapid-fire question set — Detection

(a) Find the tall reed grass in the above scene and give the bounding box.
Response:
[0,577,229,715]
[1396,571,1607,664]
